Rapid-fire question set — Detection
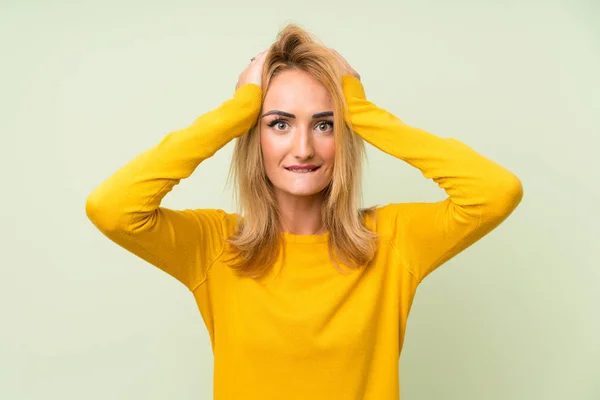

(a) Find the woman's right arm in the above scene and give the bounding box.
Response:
[85,53,266,291]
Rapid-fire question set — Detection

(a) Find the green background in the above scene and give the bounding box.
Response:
[2,0,598,398]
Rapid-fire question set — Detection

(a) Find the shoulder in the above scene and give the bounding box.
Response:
[363,202,427,238]
[364,203,407,230]
[186,208,241,238]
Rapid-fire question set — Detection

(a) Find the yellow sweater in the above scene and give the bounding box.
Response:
[86,75,523,399]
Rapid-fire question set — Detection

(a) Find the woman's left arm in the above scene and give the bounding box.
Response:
[342,74,523,282]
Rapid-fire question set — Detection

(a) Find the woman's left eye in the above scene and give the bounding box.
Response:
[316,121,334,132]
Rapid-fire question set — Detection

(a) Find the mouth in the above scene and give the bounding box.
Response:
[285,165,321,173]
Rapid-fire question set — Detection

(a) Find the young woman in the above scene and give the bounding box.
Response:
[86,24,523,400]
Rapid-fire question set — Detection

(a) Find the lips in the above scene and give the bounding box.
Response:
[285,165,320,173]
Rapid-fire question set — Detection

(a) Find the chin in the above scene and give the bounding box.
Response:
[274,182,331,198]
[285,188,325,197]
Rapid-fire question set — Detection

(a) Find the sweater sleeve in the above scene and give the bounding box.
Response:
[85,83,263,291]
[341,75,523,283]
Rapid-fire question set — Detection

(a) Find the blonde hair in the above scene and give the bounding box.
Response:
[227,24,376,278]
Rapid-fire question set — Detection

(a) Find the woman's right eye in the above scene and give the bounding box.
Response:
[267,119,289,130]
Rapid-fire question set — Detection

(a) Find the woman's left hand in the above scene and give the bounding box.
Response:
[330,48,360,81]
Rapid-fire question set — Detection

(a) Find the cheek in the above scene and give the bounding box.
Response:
[260,132,283,170]
[319,137,336,164]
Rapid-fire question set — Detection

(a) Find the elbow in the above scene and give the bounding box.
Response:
[85,194,100,223]
[490,171,524,218]
[505,172,524,206]
[85,193,106,229]
[85,192,121,233]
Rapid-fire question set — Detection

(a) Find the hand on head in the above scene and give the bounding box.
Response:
[235,47,360,94]
[236,50,268,92]
[329,48,361,81]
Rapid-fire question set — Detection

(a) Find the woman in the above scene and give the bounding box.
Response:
[86,25,523,400]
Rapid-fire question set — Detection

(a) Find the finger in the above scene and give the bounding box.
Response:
[330,49,344,63]
[250,51,266,63]
[256,50,267,61]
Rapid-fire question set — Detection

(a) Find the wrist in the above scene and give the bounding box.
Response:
[341,74,366,100]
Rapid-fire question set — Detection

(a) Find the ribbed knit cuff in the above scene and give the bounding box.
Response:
[234,83,263,109]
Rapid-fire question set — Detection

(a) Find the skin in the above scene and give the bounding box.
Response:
[236,49,359,235]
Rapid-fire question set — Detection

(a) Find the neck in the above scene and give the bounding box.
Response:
[276,191,326,235]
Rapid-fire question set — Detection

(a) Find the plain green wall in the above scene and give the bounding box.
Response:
[1,0,598,399]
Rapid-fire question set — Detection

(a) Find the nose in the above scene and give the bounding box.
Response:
[291,126,314,161]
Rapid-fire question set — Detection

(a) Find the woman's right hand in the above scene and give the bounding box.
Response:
[236,50,268,92]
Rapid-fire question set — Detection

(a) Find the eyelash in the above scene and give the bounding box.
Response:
[266,119,334,131]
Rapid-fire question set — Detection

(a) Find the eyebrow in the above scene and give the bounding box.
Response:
[261,110,334,119]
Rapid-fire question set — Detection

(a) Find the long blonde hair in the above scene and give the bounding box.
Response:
[227,24,376,278]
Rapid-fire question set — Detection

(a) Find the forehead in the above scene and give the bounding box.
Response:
[263,69,333,113]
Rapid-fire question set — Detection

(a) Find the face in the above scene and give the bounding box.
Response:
[260,69,336,201]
